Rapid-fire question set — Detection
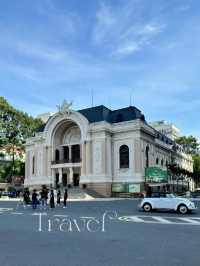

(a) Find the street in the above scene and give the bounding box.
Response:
[0,199,200,266]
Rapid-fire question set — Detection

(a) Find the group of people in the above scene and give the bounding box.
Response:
[23,186,68,210]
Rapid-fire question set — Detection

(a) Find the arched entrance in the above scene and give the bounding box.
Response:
[51,120,82,188]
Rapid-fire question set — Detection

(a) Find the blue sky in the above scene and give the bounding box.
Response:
[0,0,199,138]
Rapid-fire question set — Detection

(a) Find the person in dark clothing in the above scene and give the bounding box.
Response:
[23,188,30,205]
[63,188,68,208]
[40,186,48,210]
[57,190,61,206]
[50,189,55,209]
[32,189,38,209]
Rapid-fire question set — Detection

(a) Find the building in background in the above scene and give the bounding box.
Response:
[149,120,180,141]
[24,102,194,196]
[37,112,54,123]
[0,147,25,163]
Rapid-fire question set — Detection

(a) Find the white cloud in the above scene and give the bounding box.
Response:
[177,5,190,12]
[92,2,116,44]
[36,0,78,36]
[92,1,166,57]
[16,42,67,63]
[113,42,141,56]
[112,23,165,56]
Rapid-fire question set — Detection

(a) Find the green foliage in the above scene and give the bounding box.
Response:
[0,96,43,181]
[193,155,200,174]
[0,161,12,182]
[0,160,24,182]
[7,186,15,192]
[0,96,43,147]
[176,135,200,184]
[176,135,199,155]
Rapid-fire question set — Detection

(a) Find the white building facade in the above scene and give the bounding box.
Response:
[24,103,193,196]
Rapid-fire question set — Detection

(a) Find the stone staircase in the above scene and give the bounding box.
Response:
[67,187,95,200]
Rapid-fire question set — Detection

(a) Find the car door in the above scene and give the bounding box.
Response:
[149,193,161,209]
[159,194,175,209]
[156,193,167,209]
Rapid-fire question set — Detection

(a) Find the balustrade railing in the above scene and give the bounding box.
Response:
[51,158,81,165]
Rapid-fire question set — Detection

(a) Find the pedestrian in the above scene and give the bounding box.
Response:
[40,185,48,210]
[57,189,61,206]
[32,189,38,210]
[63,188,68,208]
[50,189,55,209]
[23,188,30,205]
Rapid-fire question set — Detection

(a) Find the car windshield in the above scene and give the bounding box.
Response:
[166,193,176,198]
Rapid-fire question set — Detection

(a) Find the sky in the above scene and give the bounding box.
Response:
[0,0,199,138]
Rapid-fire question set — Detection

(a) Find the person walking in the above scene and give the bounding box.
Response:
[32,189,38,210]
[50,189,55,209]
[40,185,48,210]
[23,188,30,205]
[57,189,61,206]
[63,188,68,208]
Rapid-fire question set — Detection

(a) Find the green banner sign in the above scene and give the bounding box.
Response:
[128,184,140,193]
[112,183,141,193]
[112,184,126,192]
[145,167,168,183]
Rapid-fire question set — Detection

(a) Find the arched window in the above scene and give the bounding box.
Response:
[55,149,60,161]
[32,156,35,175]
[161,159,164,166]
[156,158,159,165]
[145,146,149,168]
[119,145,129,168]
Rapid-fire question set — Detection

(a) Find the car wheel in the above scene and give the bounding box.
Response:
[143,203,152,212]
[177,204,188,214]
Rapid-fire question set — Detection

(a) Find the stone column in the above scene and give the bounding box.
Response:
[46,146,52,177]
[69,145,72,162]
[86,141,91,175]
[51,168,56,187]
[69,167,73,185]
[102,139,106,175]
[25,151,29,181]
[58,168,62,184]
[134,139,142,174]
[81,142,86,176]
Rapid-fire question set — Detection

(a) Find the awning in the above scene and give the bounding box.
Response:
[147,183,168,187]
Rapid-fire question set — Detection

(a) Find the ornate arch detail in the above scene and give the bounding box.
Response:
[44,111,89,146]
[63,126,81,145]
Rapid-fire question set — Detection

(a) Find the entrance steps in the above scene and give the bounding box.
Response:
[67,187,95,200]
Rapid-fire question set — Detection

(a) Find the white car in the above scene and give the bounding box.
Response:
[139,192,197,214]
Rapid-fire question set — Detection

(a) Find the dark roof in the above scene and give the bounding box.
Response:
[36,105,145,132]
[78,105,145,124]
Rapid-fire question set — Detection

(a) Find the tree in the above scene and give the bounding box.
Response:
[176,135,200,187]
[0,97,43,181]
[176,135,199,155]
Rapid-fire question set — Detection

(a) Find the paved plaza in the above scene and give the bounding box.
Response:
[0,199,200,266]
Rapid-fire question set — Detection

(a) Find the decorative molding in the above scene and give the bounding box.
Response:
[56,99,73,115]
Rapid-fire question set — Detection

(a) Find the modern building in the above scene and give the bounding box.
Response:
[149,120,180,141]
[24,101,194,196]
